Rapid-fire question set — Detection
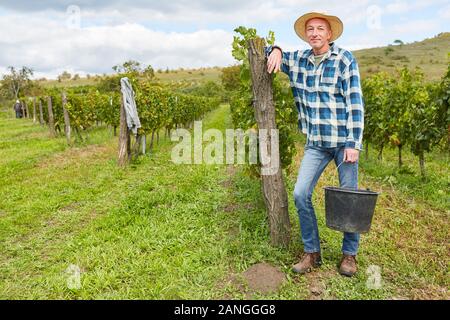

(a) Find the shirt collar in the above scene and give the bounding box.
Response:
[307,42,339,63]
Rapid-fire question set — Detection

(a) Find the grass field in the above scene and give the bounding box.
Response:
[0,105,448,300]
[41,67,223,89]
[359,146,449,211]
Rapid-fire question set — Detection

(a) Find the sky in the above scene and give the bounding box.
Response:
[0,0,449,79]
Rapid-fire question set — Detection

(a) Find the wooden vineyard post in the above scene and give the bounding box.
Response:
[24,101,29,118]
[142,135,146,155]
[47,96,56,137]
[247,38,291,247]
[38,99,44,125]
[62,92,72,145]
[21,101,26,119]
[132,134,142,157]
[118,93,131,167]
[33,97,37,123]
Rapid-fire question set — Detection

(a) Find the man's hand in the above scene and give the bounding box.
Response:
[267,48,282,74]
[344,148,359,163]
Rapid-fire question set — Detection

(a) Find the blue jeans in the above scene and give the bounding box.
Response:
[293,145,360,256]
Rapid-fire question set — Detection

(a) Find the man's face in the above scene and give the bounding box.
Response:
[305,18,332,51]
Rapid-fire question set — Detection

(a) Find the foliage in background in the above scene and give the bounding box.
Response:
[27,80,220,142]
[229,26,297,175]
[362,64,449,178]
[1,66,34,100]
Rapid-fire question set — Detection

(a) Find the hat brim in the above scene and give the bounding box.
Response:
[294,12,343,43]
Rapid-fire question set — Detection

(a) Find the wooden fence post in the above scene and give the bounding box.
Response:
[118,93,130,166]
[24,101,29,118]
[142,135,147,155]
[21,101,26,119]
[39,98,44,125]
[47,96,56,137]
[62,92,71,145]
[247,37,291,247]
[132,134,142,157]
[33,97,37,123]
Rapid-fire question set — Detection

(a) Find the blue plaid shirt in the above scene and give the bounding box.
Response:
[266,43,364,150]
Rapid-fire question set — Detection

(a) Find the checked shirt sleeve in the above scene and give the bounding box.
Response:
[265,45,290,75]
[342,58,364,150]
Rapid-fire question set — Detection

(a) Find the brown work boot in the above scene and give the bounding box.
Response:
[292,252,322,274]
[339,255,357,277]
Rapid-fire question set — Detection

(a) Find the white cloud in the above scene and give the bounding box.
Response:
[391,19,440,34]
[1,1,285,25]
[438,4,450,19]
[0,1,447,79]
[384,0,449,14]
[0,66,8,77]
[0,12,235,79]
[385,1,410,14]
[0,1,379,26]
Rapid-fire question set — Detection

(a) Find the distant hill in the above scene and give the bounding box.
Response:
[154,67,222,83]
[353,32,450,81]
[40,67,222,88]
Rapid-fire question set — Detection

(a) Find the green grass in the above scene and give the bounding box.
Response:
[155,67,222,83]
[0,106,448,299]
[41,77,99,88]
[359,145,449,211]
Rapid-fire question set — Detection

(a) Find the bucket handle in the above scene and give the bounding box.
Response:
[334,161,374,193]
[336,161,345,170]
[332,160,355,185]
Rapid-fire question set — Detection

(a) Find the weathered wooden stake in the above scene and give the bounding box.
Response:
[149,130,155,151]
[247,37,291,247]
[62,92,72,145]
[132,134,142,157]
[47,96,56,137]
[33,97,37,123]
[24,101,29,118]
[118,93,131,166]
[20,102,26,119]
[38,99,44,125]
[142,135,147,155]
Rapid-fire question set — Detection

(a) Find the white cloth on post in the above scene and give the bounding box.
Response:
[120,77,142,135]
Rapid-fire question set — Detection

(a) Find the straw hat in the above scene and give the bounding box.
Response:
[294,12,344,43]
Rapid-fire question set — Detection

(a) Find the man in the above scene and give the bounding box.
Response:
[14,100,22,118]
[266,12,364,277]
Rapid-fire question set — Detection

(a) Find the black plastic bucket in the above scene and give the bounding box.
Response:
[324,187,380,233]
